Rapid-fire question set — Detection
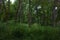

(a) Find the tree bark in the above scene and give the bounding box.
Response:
[0,0,10,22]
[28,0,32,27]
[51,0,59,27]
[0,0,2,13]
[0,0,2,18]
[15,0,23,23]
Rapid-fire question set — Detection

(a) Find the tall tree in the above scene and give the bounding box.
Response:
[0,0,2,14]
[0,0,2,20]
[7,0,10,20]
[15,0,23,22]
[1,0,7,21]
[51,0,60,27]
[28,0,32,27]
[1,0,10,22]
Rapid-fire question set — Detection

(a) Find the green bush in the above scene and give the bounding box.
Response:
[0,22,60,40]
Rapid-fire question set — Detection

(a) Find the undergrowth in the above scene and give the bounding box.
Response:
[0,21,60,40]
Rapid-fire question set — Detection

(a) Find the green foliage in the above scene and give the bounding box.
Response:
[0,22,60,40]
[0,0,60,26]
[0,0,60,39]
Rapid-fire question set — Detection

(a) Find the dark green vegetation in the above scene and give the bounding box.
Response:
[0,0,60,26]
[0,22,60,40]
[0,0,60,40]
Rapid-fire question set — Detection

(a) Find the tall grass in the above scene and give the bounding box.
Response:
[0,22,60,40]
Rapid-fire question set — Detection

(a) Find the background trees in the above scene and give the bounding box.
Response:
[0,0,60,27]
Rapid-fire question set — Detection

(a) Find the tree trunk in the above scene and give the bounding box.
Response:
[28,0,32,27]
[7,0,10,20]
[15,0,23,23]
[0,0,2,14]
[51,0,59,27]
[0,0,2,20]
[0,0,10,22]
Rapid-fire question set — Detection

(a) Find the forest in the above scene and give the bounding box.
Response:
[0,0,60,40]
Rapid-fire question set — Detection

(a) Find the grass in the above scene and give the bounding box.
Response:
[0,22,60,40]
